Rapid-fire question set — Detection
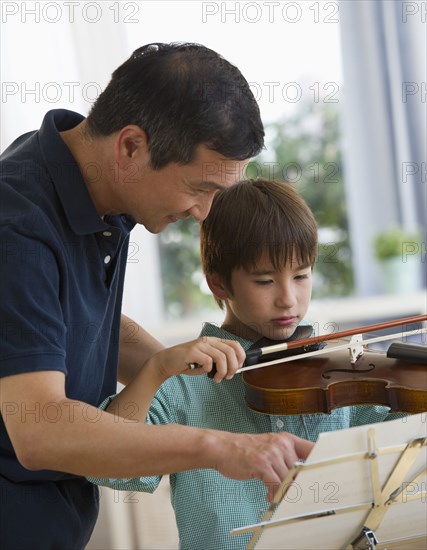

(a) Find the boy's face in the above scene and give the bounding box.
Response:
[221,252,312,342]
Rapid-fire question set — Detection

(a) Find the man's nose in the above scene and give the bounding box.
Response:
[188,195,215,222]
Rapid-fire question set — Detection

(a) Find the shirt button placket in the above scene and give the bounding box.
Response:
[101,230,114,266]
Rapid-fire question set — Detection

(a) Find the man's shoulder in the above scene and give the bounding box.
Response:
[1,122,55,226]
[0,129,38,161]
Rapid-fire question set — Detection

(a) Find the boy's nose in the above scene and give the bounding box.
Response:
[275,286,297,309]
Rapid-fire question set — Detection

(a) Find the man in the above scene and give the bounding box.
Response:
[0,43,312,548]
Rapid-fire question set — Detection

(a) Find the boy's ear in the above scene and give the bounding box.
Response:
[206,273,230,300]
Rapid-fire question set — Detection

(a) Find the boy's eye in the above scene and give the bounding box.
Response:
[295,274,309,280]
[255,279,273,285]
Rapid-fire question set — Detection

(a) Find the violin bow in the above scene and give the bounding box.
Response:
[237,314,427,374]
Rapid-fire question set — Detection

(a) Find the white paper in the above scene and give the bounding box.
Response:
[231,413,427,550]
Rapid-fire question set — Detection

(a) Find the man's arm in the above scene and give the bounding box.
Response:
[1,369,313,500]
[118,314,164,385]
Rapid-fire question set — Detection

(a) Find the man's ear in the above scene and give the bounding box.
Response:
[206,273,230,300]
[114,125,149,170]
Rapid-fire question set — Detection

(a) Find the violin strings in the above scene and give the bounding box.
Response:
[236,327,427,374]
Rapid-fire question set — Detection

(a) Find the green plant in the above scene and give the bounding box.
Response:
[373,226,421,261]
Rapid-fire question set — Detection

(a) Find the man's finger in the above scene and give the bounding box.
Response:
[292,435,314,461]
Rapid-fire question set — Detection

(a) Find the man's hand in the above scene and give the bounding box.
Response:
[206,431,314,502]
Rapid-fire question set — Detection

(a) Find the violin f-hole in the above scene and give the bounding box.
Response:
[321,363,376,380]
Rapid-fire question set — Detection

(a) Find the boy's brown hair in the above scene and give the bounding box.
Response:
[200,178,318,309]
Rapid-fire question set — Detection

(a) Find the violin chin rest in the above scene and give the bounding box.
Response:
[387,342,427,364]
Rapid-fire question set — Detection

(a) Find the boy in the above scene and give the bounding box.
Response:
[89,179,401,549]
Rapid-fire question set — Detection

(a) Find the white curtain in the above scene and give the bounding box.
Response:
[339,0,427,295]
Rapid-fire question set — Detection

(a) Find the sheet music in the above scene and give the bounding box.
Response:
[230,413,427,550]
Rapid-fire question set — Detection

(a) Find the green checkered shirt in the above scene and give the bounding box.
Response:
[89,323,404,550]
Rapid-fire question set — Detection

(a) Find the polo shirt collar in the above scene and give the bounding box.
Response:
[38,109,110,236]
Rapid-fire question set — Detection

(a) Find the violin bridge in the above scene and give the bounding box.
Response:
[349,334,364,364]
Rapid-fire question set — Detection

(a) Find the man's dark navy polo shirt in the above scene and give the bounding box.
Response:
[0,109,136,548]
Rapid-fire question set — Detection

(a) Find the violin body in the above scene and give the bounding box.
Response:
[243,339,427,416]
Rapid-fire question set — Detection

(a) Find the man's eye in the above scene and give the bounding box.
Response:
[196,185,215,194]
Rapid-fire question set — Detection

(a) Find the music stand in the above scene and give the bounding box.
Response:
[230,413,427,549]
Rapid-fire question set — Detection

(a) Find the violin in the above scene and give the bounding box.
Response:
[239,314,427,416]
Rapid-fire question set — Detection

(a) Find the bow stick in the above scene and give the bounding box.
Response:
[189,314,427,376]
[244,314,426,366]
[236,326,427,374]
